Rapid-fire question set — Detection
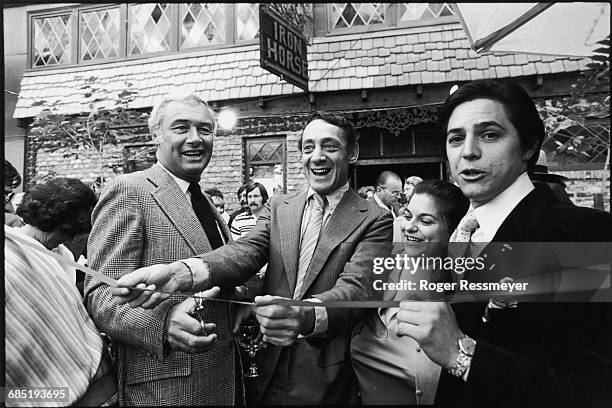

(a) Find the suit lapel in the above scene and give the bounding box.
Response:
[279,192,307,294]
[146,165,212,255]
[298,189,368,299]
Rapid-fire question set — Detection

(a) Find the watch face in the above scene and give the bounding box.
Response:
[459,336,476,356]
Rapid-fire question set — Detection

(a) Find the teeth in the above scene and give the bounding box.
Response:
[183,151,202,156]
[311,168,330,175]
[405,236,422,242]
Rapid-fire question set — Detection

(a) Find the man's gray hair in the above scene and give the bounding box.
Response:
[148,93,216,134]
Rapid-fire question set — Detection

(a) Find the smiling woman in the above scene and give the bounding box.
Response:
[350,179,468,405]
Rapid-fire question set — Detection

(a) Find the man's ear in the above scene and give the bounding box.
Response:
[348,144,359,164]
[522,143,538,163]
[151,129,161,145]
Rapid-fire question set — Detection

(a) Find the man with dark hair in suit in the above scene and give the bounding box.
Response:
[85,93,239,405]
[111,111,394,405]
[394,79,612,407]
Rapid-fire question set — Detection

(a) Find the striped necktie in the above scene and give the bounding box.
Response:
[294,194,326,300]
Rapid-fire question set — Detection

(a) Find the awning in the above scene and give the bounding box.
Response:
[452,2,610,56]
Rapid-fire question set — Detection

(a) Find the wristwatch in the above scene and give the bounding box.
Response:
[448,335,476,378]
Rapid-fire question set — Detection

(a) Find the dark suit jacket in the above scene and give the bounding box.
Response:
[436,184,612,407]
[85,165,238,406]
[199,188,393,405]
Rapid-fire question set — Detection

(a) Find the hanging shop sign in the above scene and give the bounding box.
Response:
[259,4,308,92]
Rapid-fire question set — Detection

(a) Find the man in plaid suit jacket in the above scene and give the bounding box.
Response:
[85,93,239,405]
[110,112,394,405]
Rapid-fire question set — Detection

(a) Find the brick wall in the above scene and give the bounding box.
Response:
[34,145,124,186]
[203,128,308,214]
[558,169,610,212]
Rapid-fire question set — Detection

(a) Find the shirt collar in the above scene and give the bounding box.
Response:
[471,172,534,243]
[306,181,350,213]
[157,162,192,194]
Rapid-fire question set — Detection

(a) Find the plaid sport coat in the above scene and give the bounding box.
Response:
[85,164,237,406]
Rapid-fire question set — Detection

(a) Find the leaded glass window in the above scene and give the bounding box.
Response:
[80,8,120,61]
[32,14,73,66]
[180,3,226,48]
[128,3,172,55]
[245,138,286,196]
[236,3,259,41]
[330,3,385,29]
[398,3,454,22]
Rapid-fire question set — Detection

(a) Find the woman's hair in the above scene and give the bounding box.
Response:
[245,182,269,204]
[17,178,97,235]
[413,179,469,234]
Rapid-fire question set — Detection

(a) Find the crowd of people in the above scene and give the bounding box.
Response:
[4,79,612,407]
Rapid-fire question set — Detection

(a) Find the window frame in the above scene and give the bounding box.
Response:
[27,3,260,70]
[324,2,458,36]
[244,135,288,195]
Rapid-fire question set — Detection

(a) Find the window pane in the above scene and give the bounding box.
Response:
[80,8,120,61]
[399,3,455,22]
[180,3,226,49]
[129,3,172,55]
[331,3,385,29]
[246,138,286,196]
[33,14,73,66]
[236,3,259,41]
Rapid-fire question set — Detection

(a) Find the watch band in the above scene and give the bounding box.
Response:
[448,335,475,378]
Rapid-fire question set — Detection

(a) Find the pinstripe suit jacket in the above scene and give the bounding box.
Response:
[84,164,237,406]
[200,188,393,405]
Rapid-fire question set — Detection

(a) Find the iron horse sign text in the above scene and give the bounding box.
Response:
[260,5,308,91]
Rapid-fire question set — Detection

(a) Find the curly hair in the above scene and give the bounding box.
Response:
[5,160,22,189]
[17,178,97,235]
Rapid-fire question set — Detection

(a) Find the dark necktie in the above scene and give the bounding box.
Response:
[188,183,224,250]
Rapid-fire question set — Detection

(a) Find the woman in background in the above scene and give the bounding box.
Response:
[5,177,116,406]
[351,179,468,405]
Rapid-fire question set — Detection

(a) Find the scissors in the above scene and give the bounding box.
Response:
[193,293,207,335]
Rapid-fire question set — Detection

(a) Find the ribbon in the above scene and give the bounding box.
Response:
[5,229,396,308]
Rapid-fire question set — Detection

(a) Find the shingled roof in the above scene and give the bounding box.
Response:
[14,22,588,118]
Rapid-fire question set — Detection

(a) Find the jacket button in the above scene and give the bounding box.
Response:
[415,390,423,396]
[416,347,421,352]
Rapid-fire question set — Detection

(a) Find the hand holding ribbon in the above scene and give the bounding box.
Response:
[111,261,197,308]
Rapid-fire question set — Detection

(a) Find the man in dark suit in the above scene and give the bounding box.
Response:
[394,80,612,407]
[111,112,394,405]
[85,93,238,405]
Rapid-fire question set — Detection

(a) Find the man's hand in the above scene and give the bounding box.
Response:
[231,303,255,336]
[167,297,218,354]
[253,295,315,347]
[110,261,194,308]
[395,301,464,370]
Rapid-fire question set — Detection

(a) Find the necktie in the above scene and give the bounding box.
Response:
[294,194,326,300]
[449,210,479,258]
[188,183,224,250]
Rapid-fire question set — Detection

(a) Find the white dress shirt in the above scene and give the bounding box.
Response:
[469,172,535,246]
[157,162,226,244]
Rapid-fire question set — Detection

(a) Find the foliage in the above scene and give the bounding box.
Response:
[29,75,150,187]
[537,36,610,165]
